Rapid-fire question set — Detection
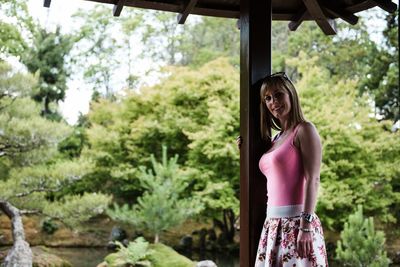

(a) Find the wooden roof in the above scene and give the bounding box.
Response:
[44,0,397,35]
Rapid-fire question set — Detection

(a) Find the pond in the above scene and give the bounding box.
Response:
[49,247,240,267]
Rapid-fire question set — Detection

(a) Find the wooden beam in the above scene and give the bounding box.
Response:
[110,0,240,19]
[323,5,358,25]
[43,0,51,8]
[372,0,398,13]
[302,0,337,35]
[177,0,198,24]
[345,1,377,13]
[240,0,271,266]
[113,0,126,16]
[288,7,308,31]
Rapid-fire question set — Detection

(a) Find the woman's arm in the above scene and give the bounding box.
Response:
[297,121,322,219]
[295,121,322,257]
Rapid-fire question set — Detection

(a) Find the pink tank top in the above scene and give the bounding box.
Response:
[259,123,305,207]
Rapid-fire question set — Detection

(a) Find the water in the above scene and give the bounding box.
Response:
[49,247,240,267]
[50,247,109,267]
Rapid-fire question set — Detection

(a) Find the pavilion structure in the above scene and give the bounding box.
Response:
[43,0,397,266]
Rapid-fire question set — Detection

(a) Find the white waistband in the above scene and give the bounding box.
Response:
[267,204,303,218]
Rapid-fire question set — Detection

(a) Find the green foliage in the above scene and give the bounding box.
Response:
[0,21,26,57]
[148,243,194,267]
[284,15,398,123]
[23,26,73,117]
[58,127,87,158]
[287,53,400,229]
[41,218,59,235]
[71,8,239,95]
[105,237,153,267]
[0,61,37,104]
[0,0,34,58]
[0,62,69,167]
[83,59,240,237]
[44,192,112,227]
[363,10,399,121]
[71,5,125,97]
[108,146,203,243]
[0,62,111,231]
[336,205,390,267]
[139,13,239,67]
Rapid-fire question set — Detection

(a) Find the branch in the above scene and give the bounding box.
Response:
[0,138,45,158]
[19,209,62,221]
[19,209,41,215]
[0,199,33,265]
[0,95,17,111]
[11,174,82,200]
[0,199,26,241]
[14,187,61,198]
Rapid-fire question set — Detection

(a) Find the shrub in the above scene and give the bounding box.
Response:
[105,237,153,267]
[336,205,390,267]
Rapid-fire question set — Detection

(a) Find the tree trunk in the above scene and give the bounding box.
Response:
[154,233,159,243]
[44,96,50,115]
[0,199,32,267]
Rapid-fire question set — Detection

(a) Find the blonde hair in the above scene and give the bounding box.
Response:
[259,74,305,141]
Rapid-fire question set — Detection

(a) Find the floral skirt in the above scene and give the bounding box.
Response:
[255,215,328,267]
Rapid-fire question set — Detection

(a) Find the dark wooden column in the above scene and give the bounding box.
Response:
[239,0,272,266]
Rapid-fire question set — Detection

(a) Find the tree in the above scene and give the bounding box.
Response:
[71,5,128,98]
[0,62,111,266]
[336,205,390,266]
[284,11,399,124]
[361,10,399,122]
[23,26,73,118]
[286,53,400,229]
[108,146,203,243]
[0,21,26,58]
[178,17,240,67]
[0,0,34,58]
[82,59,241,242]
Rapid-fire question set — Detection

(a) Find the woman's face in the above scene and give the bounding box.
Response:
[263,86,291,121]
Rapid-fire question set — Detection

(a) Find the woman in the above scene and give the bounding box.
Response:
[238,72,328,266]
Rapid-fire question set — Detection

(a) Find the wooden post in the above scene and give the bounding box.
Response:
[239,0,271,266]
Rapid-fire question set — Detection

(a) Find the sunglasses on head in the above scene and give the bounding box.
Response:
[262,71,290,81]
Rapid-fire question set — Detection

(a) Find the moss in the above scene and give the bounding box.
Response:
[149,243,195,267]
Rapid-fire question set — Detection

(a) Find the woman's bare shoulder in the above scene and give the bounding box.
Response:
[297,121,320,142]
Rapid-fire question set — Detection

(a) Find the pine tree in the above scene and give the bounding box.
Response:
[108,146,203,243]
[336,205,390,267]
[0,61,111,267]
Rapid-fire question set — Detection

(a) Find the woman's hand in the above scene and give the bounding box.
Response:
[297,230,313,258]
[236,136,243,149]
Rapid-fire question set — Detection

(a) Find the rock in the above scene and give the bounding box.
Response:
[1,246,72,267]
[109,226,127,242]
[106,241,117,250]
[96,262,108,267]
[122,238,129,247]
[179,235,193,250]
[198,228,207,250]
[393,251,400,264]
[207,229,217,241]
[196,260,218,267]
